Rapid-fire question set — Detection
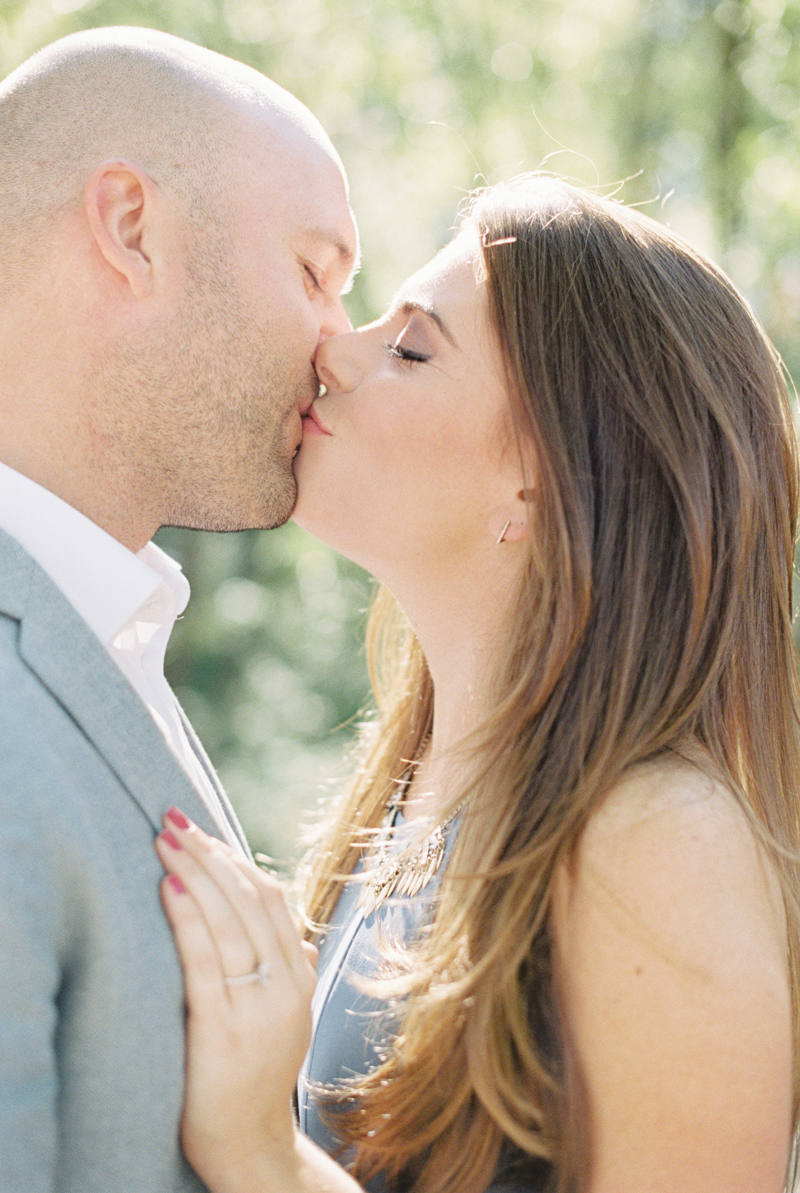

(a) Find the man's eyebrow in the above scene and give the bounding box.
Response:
[304,229,361,293]
[400,300,459,349]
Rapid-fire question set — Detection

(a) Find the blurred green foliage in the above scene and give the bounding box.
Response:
[154,524,373,861]
[3,0,800,855]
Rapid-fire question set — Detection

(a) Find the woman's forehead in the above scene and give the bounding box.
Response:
[392,231,482,313]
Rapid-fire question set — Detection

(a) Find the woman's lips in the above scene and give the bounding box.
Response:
[302,405,332,436]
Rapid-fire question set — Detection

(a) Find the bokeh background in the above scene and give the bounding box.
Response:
[3,0,799,857]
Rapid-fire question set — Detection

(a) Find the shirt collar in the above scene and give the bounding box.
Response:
[0,460,189,644]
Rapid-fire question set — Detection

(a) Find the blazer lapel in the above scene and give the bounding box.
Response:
[177,703,252,858]
[0,530,240,844]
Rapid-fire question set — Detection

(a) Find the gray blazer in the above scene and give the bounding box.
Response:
[0,528,249,1193]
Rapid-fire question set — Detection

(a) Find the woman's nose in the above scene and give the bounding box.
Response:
[314,331,362,394]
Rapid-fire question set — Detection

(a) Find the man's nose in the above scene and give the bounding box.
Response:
[318,293,352,340]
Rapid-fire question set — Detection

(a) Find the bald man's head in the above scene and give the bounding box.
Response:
[0,29,357,547]
[0,26,345,289]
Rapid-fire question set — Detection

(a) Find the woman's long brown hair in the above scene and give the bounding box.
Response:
[302,177,800,1193]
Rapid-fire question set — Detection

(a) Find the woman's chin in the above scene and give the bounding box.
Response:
[288,486,318,536]
[289,500,343,550]
[288,507,377,576]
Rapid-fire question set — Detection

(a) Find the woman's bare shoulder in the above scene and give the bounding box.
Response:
[550,751,793,1193]
[553,749,787,982]
[583,750,751,838]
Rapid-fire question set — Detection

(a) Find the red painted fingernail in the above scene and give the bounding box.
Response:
[166,807,191,831]
[168,874,185,894]
[161,830,182,851]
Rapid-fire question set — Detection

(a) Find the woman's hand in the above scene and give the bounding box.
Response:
[155,808,319,1193]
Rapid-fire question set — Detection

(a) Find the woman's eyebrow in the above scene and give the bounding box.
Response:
[400,300,459,349]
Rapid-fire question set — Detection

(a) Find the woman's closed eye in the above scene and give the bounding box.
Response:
[384,340,431,365]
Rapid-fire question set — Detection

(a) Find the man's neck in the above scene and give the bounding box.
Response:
[0,449,156,553]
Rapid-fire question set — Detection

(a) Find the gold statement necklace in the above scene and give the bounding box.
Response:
[356,752,463,916]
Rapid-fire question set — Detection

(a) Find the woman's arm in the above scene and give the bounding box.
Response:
[155,813,363,1193]
[551,758,793,1193]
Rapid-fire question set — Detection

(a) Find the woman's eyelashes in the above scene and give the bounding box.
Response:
[384,339,431,365]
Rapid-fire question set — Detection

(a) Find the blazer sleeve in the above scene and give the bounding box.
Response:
[0,760,66,1193]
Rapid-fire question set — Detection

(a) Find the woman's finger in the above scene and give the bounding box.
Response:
[250,864,316,978]
[226,856,314,984]
[155,831,269,983]
[160,865,312,1054]
[158,809,314,988]
[158,872,229,1014]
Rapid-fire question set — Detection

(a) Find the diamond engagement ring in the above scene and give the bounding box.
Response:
[224,961,272,986]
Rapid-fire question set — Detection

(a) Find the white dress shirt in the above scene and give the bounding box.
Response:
[0,460,241,849]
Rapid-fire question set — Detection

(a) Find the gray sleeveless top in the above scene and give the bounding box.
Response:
[297,810,549,1193]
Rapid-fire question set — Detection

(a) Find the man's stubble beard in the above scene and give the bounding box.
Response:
[95,251,311,535]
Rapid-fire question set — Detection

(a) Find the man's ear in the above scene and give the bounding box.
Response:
[84,160,160,299]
